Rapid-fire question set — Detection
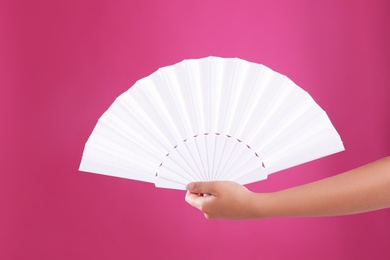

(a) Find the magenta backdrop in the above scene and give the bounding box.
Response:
[1,0,389,259]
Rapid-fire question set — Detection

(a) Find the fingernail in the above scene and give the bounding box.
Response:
[187,182,194,190]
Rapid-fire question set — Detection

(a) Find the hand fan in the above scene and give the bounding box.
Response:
[80,56,344,190]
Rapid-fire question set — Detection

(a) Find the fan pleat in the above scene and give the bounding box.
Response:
[118,91,174,150]
[81,141,156,182]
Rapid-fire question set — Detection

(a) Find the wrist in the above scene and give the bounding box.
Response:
[249,192,277,219]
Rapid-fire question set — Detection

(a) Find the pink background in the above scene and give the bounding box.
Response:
[1,0,389,259]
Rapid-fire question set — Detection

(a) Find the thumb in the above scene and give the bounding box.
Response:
[187,181,218,195]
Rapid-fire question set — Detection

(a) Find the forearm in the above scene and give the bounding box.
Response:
[256,156,390,218]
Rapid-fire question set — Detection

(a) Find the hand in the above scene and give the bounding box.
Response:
[185,181,262,219]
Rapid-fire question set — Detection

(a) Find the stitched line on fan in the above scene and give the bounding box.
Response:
[155,133,265,177]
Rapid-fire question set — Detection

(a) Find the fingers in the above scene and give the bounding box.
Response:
[185,180,218,210]
[187,181,218,195]
[185,190,207,210]
[185,182,224,218]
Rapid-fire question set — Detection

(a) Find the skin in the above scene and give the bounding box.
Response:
[185,156,390,219]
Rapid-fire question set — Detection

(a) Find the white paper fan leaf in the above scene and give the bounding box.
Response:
[80,56,344,190]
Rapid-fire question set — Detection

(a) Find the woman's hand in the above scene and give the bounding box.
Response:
[185,181,266,219]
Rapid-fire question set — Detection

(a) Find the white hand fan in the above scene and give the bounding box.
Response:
[80,56,344,190]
